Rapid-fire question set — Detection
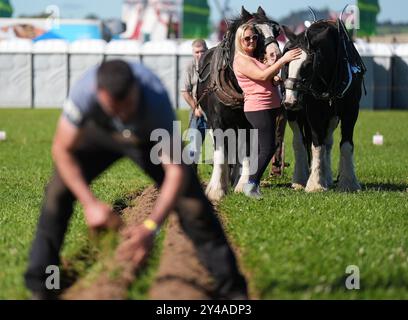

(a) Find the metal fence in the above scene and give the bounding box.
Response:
[1,39,408,110]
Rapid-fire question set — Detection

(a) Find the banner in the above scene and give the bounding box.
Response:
[357,0,381,37]
[0,0,13,17]
[182,0,210,39]
[0,18,103,42]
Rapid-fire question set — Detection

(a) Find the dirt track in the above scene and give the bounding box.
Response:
[62,187,157,300]
[62,186,218,300]
[148,213,215,299]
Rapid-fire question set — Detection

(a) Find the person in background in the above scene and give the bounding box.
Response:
[262,39,288,177]
[181,39,209,173]
[233,23,301,199]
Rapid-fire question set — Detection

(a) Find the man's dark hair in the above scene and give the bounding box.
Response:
[97,60,137,100]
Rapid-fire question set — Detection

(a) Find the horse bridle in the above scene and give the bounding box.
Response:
[283,19,345,103]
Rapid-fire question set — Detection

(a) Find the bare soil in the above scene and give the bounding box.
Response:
[62,186,217,300]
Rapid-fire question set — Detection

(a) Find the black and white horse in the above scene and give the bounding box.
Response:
[197,6,281,201]
[281,19,366,192]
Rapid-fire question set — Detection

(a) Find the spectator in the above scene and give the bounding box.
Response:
[181,39,209,172]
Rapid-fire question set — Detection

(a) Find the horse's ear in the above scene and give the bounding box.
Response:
[241,6,253,20]
[282,25,296,42]
[257,6,266,17]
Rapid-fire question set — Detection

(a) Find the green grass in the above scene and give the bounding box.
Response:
[1,109,407,299]
[218,111,408,299]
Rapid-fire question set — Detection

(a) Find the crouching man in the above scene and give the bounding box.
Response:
[24,60,248,300]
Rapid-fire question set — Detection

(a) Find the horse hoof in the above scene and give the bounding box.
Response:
[305,184,327,193]
[337,179,361,192]
[234,184,244,193]
[291,183,305,191]
[206,186,226,202]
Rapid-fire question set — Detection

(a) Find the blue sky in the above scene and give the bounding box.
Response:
[10,0,408,23]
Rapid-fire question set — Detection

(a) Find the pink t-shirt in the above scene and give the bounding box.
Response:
[233,55,281,112]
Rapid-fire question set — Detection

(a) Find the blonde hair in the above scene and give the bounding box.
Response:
[234,23,256,56]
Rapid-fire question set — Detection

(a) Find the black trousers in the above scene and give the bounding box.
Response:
[24,123,247,299]
[245,109,278,184]
[272,106,287,166]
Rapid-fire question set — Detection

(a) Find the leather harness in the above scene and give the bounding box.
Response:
[282,19,366,105]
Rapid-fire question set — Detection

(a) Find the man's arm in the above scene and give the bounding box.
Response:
[148,162,185,227]
[182,91,203,118]
[52,116,94,206]
[181,63,196,110]
[181,63,204,117]
[52,116,120,230]
[182,90,197,111]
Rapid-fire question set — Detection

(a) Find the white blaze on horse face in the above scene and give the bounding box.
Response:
[256,23,274,40]
[256,23,282,55]
[284,50,308,106]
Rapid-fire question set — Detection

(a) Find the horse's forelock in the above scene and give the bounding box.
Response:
[306,21,338,48]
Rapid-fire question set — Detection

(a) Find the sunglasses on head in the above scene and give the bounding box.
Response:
[243,34,258,43]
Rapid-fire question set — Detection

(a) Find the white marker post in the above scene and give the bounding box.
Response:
[373,132,384,146]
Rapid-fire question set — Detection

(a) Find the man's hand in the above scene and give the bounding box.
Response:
[194,107,203,118]
[116,224,155,266]
[84,200,122,231]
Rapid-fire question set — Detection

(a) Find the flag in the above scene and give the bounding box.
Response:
[357,0,380,37]
[182,0,210,39]
[0,0,13,17]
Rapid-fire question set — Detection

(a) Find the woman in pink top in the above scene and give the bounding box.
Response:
[233,23,301,198]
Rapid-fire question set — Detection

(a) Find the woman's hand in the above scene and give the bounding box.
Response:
[281,48,303,64]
